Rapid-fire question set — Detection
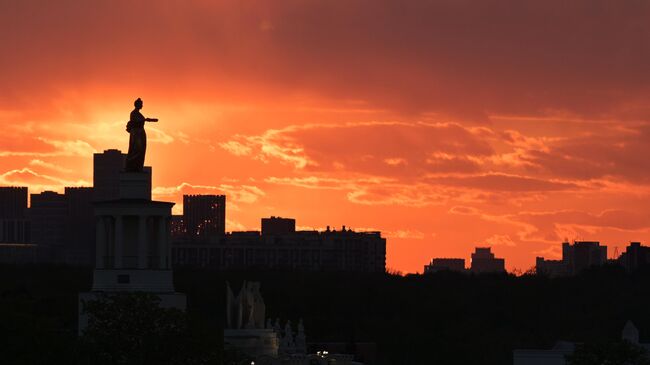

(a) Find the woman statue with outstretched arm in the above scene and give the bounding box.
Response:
[125,98,158,172]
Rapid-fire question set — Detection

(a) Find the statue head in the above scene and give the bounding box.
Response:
[134,98,143,109]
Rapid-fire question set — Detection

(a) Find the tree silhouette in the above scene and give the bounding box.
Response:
[78,292,218,365]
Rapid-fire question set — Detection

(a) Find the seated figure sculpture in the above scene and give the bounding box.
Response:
[226,281,266,329]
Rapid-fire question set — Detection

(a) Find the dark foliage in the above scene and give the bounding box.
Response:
[78,292,219,365]
[1,264,650,364]
[0,265,219,365]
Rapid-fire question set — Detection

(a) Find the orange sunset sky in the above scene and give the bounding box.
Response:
[2,1,650,273]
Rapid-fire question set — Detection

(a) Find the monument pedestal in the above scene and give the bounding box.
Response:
[91,269,175,292]
[224,329,279,357]
[78,165,186,335]
[225,282,280,358]
[119,167,151,200]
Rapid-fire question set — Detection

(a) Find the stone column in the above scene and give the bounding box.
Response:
[158,216,167,269]
[114,215,123,269]
[138,215,148,269]
[95,216,106,269]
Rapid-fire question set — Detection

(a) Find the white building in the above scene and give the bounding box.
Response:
[513,341,575,365]
[513,321,647,365]
[78,167,185,334]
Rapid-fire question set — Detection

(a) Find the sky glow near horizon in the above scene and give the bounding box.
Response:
[2,0,650,272]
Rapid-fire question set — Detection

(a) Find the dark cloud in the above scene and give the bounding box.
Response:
[223,121,494,177]
[513,209,650,242]
[524,123,650,183]
[426,173,578,192]
[1,0,649,118]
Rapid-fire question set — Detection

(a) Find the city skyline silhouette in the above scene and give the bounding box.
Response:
[2,2,650,274]
[3,137,649,275]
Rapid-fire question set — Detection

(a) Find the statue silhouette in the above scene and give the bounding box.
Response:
[125,98,158,172]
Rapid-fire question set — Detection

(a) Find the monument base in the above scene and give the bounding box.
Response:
[119,167,152,200]
[92,269,175,292]
[224,329,279,357]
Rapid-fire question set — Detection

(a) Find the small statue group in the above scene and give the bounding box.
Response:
[225,281,306,354]
[268,318,306,354]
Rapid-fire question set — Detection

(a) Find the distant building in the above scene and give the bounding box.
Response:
[535,257,569,277]
[93,149,126,202]
[262,216,296,236]
[537,241,607,277]
[173,225,386,272]
[513,321,647,365]
[565,241,607,273]
[424,258,466,273]
[29,191,68,261]
[170,215,185,240]
[64,187,95,265]
[26,188,96,265]
[0,187,33,262]
[617,242,650,272]
[0,186,28,218]
[183,195,226,238]
[470,247,505,273]
[0,187,30,244]
[0,218,31,244]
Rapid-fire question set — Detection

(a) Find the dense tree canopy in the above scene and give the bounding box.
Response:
[1,264,650,364]
[78,292,219,365]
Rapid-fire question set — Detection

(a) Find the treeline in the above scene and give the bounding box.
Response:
[1,264,650,364]
[217,265,650,364]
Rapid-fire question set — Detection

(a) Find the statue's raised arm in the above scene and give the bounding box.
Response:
[124,98,159,172]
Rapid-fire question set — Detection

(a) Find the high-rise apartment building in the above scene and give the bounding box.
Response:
[93,149,126,202]
[537,241,608,277]
[0,187,29,243]
[470,247,506,273]
[618,242,650,272]
[64,187,95,265]
[29,191,68,261]
[0,187,27,218]
[183,195,226,238]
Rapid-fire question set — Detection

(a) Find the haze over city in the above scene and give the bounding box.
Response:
[2,1,650,273]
